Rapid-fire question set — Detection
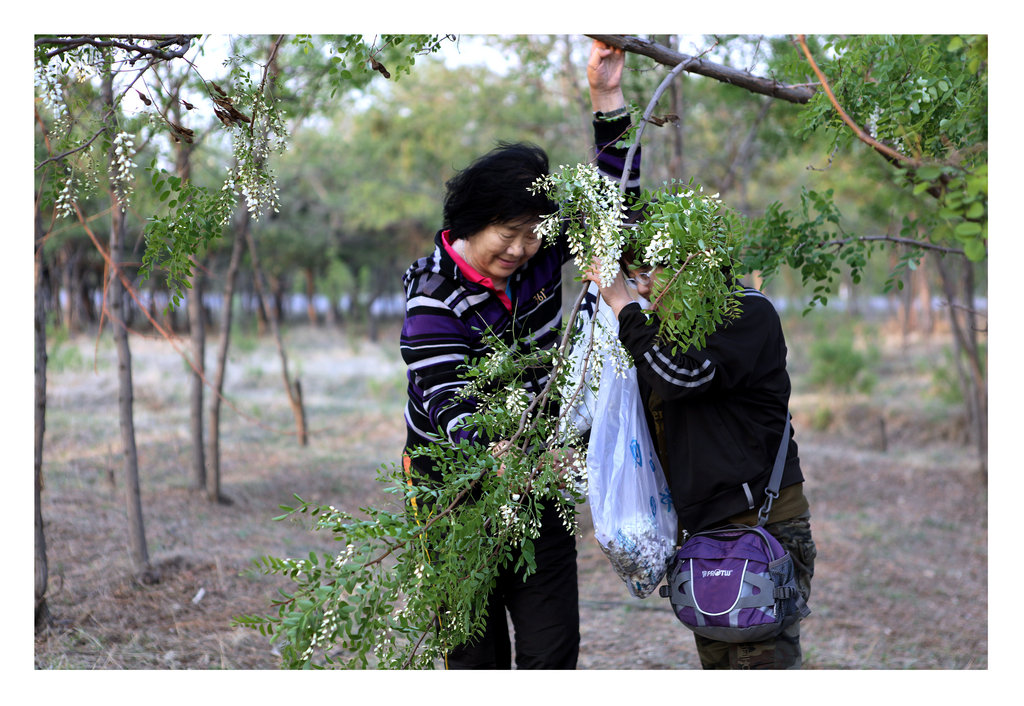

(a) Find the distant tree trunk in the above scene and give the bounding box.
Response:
[255,278,268,337]
[207,212,248,504]
[270,274,286,324]
[58,245,90,333]
[35,203,50,631]
[719,98,771,198]
[935,253,987,477]
[901,264,917,342]
[57,245,74,331]
[245,226,308,446]
[103,65,152,580]
[304,266,318,326]
[663,35,686,182]
[919,255,935,335]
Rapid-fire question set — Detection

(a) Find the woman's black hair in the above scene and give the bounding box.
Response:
[443,142,557,240]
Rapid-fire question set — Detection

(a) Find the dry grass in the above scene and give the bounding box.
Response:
[34,319,987,672]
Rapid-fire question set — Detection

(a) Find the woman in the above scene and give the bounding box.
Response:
[399,142,579,669]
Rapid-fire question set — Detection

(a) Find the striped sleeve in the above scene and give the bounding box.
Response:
[616,290,777,401]
[617,303,718,400]
[400,281,482,446]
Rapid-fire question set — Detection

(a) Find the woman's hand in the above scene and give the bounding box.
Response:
[583,257,636,318]
[587,39,626,113]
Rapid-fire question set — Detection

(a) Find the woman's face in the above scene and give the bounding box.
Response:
[462,221,542,283]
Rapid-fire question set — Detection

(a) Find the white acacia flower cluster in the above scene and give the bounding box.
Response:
[700,248,723,271]
[865,105,905,153]
[110,131,136,208]
[497,494,541,544]
[555,493,581,536]
[591,314,633,380]
[279,557,311,581]
[642,228,674,267]
[55,173,78,219]
[34,58,69,125]
[504,384,530,420]
[331,543,357,570]
[532,163,627,288]
[915,76,934,104]
[301,600,343,662]
[234,155,281,218]
[229,101,287,219]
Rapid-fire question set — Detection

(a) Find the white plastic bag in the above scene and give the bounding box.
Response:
[586,313,678,598]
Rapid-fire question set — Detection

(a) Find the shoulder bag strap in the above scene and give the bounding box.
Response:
[757,411,791,527]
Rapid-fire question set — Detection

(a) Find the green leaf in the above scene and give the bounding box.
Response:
[954,221,982,237]
[964,238,986,261]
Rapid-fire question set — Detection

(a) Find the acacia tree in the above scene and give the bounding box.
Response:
[33,34,453,599]
[591,33,988,472]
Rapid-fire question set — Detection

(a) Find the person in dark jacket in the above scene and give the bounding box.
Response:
[584,39,816,669]
[400,142,579,669]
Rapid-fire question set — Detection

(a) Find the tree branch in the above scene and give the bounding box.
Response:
[795,35,914,167]
[585,34,815,104]
[35,35,199,62]
[823,234,965,255]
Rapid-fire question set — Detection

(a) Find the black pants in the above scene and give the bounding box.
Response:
[445,503,579,669]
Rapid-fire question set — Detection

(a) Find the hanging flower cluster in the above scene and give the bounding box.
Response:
[110,131,137,208]
[532,162,627,287]
[228,92,287,219]
[34,58,70,126]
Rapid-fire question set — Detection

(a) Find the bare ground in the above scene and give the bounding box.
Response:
[33,320,987,672]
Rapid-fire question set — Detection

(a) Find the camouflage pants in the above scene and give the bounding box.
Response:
[693,513,816,669]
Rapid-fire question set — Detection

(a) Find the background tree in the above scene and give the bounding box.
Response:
[32,33,453,602]
[590,33,987,472]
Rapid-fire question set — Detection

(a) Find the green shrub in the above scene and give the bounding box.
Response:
[806,324,878,393]
[45,315,85,373]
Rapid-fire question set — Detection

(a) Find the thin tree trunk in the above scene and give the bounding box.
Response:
[244,226,308,446]
[103,66,152,580]
[188,266,206,490]
[207,213,248,504]
[35,205,50,630]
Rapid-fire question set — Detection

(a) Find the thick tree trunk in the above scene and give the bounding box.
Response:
[35,206,50,630]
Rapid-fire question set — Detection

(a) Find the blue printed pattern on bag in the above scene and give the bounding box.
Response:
[630,438,642,467]
[659,487,673,508]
